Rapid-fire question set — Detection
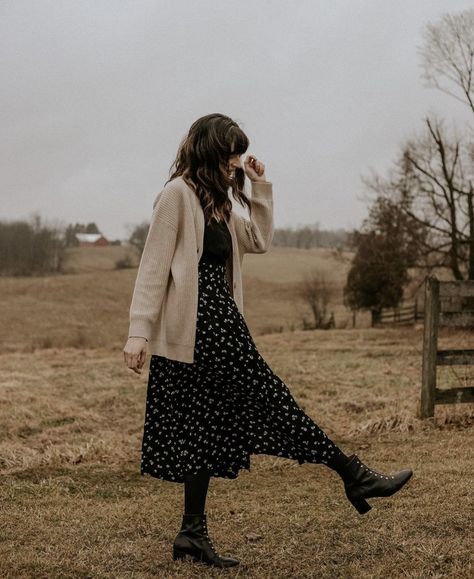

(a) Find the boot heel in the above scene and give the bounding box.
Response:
[173,546,188,561]
[349,497,372,514]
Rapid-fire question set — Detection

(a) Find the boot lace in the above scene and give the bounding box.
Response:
[354,456,395,480]
[202,519,217,552]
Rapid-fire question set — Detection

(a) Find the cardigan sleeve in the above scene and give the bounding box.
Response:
[233,180,274,254]
[127,183,181,341]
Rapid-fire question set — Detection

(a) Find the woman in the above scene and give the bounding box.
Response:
[123,113,413,569]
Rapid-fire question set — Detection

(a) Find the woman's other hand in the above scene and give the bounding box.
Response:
[123,337,148,374]
[244,155,267,182]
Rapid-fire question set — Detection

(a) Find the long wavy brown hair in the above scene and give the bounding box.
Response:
[166,113,252,225]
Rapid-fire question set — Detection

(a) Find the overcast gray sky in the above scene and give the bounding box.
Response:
[1,0,473,240]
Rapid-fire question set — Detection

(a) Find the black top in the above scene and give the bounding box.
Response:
[200,216,232,265]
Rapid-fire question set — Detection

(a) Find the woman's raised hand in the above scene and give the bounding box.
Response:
[243,155,267,182]
[123,337,148,374]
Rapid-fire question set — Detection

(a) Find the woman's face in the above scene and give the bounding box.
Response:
[227,153,242,178]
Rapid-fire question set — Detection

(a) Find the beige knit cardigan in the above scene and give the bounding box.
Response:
[128,175,274,364]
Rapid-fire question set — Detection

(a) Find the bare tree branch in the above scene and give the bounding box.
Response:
[419,9,474,118]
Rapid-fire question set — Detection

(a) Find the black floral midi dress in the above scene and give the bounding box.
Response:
[140,216,341,483]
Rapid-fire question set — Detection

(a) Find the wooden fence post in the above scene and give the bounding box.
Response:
[419,275,439,418]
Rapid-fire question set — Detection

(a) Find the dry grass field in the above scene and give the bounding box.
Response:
[1,246,473,578]
[0,245,360,355]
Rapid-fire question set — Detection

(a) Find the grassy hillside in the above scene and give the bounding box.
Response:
[62,244,140,273]
[0,245,364,355]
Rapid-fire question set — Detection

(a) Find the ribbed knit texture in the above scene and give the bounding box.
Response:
[128,176,274,364]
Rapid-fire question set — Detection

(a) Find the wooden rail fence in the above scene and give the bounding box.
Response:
[419,275,474,418]
[378,301,423,326]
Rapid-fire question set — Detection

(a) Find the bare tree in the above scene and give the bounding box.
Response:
[299,267,335,329]
[419,8,474,117]
[364,116,474,279]
[358,9,474,284]
[272,223,350,249]
[128,221,150,256]
[295,225,316,249]
[0,213,65,276]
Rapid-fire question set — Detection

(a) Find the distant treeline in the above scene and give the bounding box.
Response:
[0,215,65,276]
[272,225,351,250]
[129,221,352,256]
[64,222,101,248]
[0,214,352,276]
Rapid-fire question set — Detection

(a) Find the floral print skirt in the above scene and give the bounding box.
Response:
[140,256,341,483]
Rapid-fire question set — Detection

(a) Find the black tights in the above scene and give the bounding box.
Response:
[181,449,351,515]
[183,470,211,514]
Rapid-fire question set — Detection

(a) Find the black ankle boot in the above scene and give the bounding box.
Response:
[335,454,413,515]
[172,513,240,568]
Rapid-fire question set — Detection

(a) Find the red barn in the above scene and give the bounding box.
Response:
[75,233,110,247]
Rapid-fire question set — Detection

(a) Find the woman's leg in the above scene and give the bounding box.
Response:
[325,448,352,471]
[174,470,240,568]
[183,470,211,514]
